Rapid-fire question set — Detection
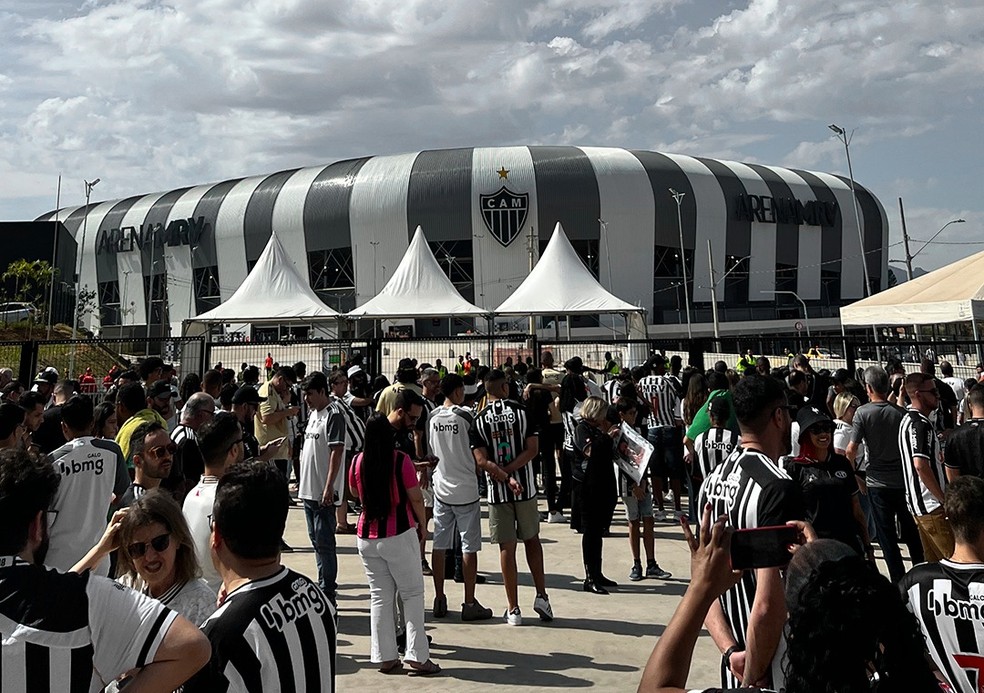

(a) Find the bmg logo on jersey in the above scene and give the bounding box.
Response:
[58,455,104,476]
[927,588,984,621]
[433,422,459,434]
[260,582,328,632]
[488,410,516,425]
[704,471,742,511]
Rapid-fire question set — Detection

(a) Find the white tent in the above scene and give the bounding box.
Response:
[346,226,488,319]
[495,222,645,317]
[187,232,340,328]
[841,250,984,326]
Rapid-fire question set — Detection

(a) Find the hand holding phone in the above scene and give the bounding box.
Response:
[729,525,799,570]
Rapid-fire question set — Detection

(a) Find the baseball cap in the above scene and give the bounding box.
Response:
[564,356,585,375]
[398,358,415,370]
[232,386,267,405]
[33,370,57,385]
[347,366,363,378]
[147,380,178,400]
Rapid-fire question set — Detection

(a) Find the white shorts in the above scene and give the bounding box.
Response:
[432,498,482,553]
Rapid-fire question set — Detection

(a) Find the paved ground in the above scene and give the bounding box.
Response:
[280,497,723,691]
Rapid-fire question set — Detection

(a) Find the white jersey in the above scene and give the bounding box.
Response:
[428,404,480,505]
[45,437,128,575]
[183,475,222,592]
[298,403,346,505]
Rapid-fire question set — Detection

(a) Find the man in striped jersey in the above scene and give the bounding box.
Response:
[900,372,959,563]
[639,361,685,520]
[328,370,365,533]
[185,462,337,692]
[902,476,984,693]
[163,392,214,501]
[0,448,211,692]
[697,375,803,689]
[692,396,740,484]
[470,369,553,625]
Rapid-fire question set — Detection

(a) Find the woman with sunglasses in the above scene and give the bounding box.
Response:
[783,406,874,560]
[74,489,216,627]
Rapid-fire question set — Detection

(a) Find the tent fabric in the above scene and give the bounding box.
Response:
[495,222,644,316]
[346,226,488,318]
[840,249,984,326]
[190,232,340,324]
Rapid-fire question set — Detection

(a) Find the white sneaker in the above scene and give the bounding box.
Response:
[653,509,667,522]
[533,594,554,622]
[664,491,675,503]
[504,607,522,626]
[547,511,567,524]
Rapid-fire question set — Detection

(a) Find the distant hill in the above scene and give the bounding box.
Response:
[888,264,929,285]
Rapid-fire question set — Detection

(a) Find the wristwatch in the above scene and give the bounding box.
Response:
[722,644,740,668]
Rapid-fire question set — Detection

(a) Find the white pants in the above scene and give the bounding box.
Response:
[357,527,428,663]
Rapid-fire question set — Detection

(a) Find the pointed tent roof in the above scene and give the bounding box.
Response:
[190,233,340,324]
[346,226,488,318]
[495,222,644,316]
[841,249,984,325]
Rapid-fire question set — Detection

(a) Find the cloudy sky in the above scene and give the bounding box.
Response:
[2,0,981,273]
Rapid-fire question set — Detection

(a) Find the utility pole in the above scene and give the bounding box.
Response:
[707,239,720,346]
[527,225,537,336]
[898,197,914,282]
[669,189,692,340]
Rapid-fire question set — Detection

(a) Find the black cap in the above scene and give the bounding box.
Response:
[33,370,57,385]
[232,386,267,405]
[147,381,178,400]
[797,405,832,441]
[564,356,584,375]
[398,358,415,370]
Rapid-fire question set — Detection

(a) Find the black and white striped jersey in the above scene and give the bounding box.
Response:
[185,567,336,693]
[697,447,803,689]
[601,378,620,404]
[469,398,537,504]
[693,427,740,480]
[331,395,365,453]
[0,556,176,693]
[901,559,984,693]
[561,411,578,453]
[637,374,680,429]
[899,408,951,516]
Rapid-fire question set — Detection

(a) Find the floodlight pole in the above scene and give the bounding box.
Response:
[669,189,692,341]
[69,177,99,379]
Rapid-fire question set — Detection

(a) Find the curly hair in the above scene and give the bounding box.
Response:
[784,553,938,693]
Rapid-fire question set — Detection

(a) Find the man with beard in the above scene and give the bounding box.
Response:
[120,421,174,508]
[0,448,210,692]
[0,403,28,450]
[697,375,804,690]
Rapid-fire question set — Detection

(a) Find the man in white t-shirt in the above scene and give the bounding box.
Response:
[428,374,493,622]
[183,413,244,593]
[941,361,967,404]
[44,395,130,575]
[298,371,346,604]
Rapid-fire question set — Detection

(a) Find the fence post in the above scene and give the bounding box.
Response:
[689,339,705,372]
[18,340,38,386]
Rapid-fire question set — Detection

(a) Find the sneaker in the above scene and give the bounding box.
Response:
[461,600,493,621]
[433,594,448,618]
[646,562,672,579]
[629,563,643,581]
[538,511,549,521]
[664,490,675,503]
[547,511,567,524]
[533,594,554,622]
[421,559,433,576]
[504,607,522,626]
[653,509,667,522]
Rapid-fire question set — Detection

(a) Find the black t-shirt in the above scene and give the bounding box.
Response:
[783,452,861,551]
[573,421,617,498]
[32,405,66,454]
[945,418,984,478]
[526,388,553,434]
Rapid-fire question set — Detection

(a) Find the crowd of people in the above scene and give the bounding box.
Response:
[3,343,984,691]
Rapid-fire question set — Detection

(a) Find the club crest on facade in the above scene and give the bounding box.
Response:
[480,186,529,247]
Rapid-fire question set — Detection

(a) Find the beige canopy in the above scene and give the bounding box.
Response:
[840,250,984,326]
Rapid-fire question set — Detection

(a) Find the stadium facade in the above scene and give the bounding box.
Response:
[36,146,888,339]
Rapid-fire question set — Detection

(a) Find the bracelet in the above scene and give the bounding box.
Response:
[722,645,740,667]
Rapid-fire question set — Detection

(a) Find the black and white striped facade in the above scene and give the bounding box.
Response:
[37,146,888,336]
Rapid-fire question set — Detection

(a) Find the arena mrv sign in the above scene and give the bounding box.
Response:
[96,216,207,254]
[735,194,838,227]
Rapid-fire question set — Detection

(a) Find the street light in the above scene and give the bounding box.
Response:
[668,188,692,340]
[761,290,810,340]
[707,242,751,343]
[911,219,966,262]
[68,177,99,379]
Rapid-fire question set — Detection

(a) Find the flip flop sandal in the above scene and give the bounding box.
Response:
[407,661,441,677]
[378,661,403,674]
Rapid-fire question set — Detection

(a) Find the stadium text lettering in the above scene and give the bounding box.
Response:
[735,195,838,227]
[96,217,207,255]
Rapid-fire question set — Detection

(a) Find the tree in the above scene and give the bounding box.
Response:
[2,259,55,321]
[74,287,100,334]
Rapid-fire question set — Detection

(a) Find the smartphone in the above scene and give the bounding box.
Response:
[270,436,287,448]
[730,525,799,570]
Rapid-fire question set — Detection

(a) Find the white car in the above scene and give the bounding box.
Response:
[0,302,38,322]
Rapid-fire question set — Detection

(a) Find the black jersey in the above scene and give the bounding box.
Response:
[697,447,804,689]
[469,398,537,504]
[186,567,336,693]
[901,559,984,693]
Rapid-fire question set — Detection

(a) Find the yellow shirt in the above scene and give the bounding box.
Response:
[255,381,289,459]
[375,382,422,416]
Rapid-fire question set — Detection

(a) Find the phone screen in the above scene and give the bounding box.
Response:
[730,525,799,570]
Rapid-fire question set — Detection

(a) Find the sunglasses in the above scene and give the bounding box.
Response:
[145,443,176,459]
[809,424,835,434]
[128,533,171,558]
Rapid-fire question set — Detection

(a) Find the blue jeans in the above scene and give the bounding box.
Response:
[867,486,923,582]
[303,499,338,601]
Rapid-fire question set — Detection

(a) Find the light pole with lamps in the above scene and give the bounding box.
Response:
[909,219,966,269]
[668,188,692,340]
[68,177,99,379]
[761,290,811,340]
[707,241,751,344]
